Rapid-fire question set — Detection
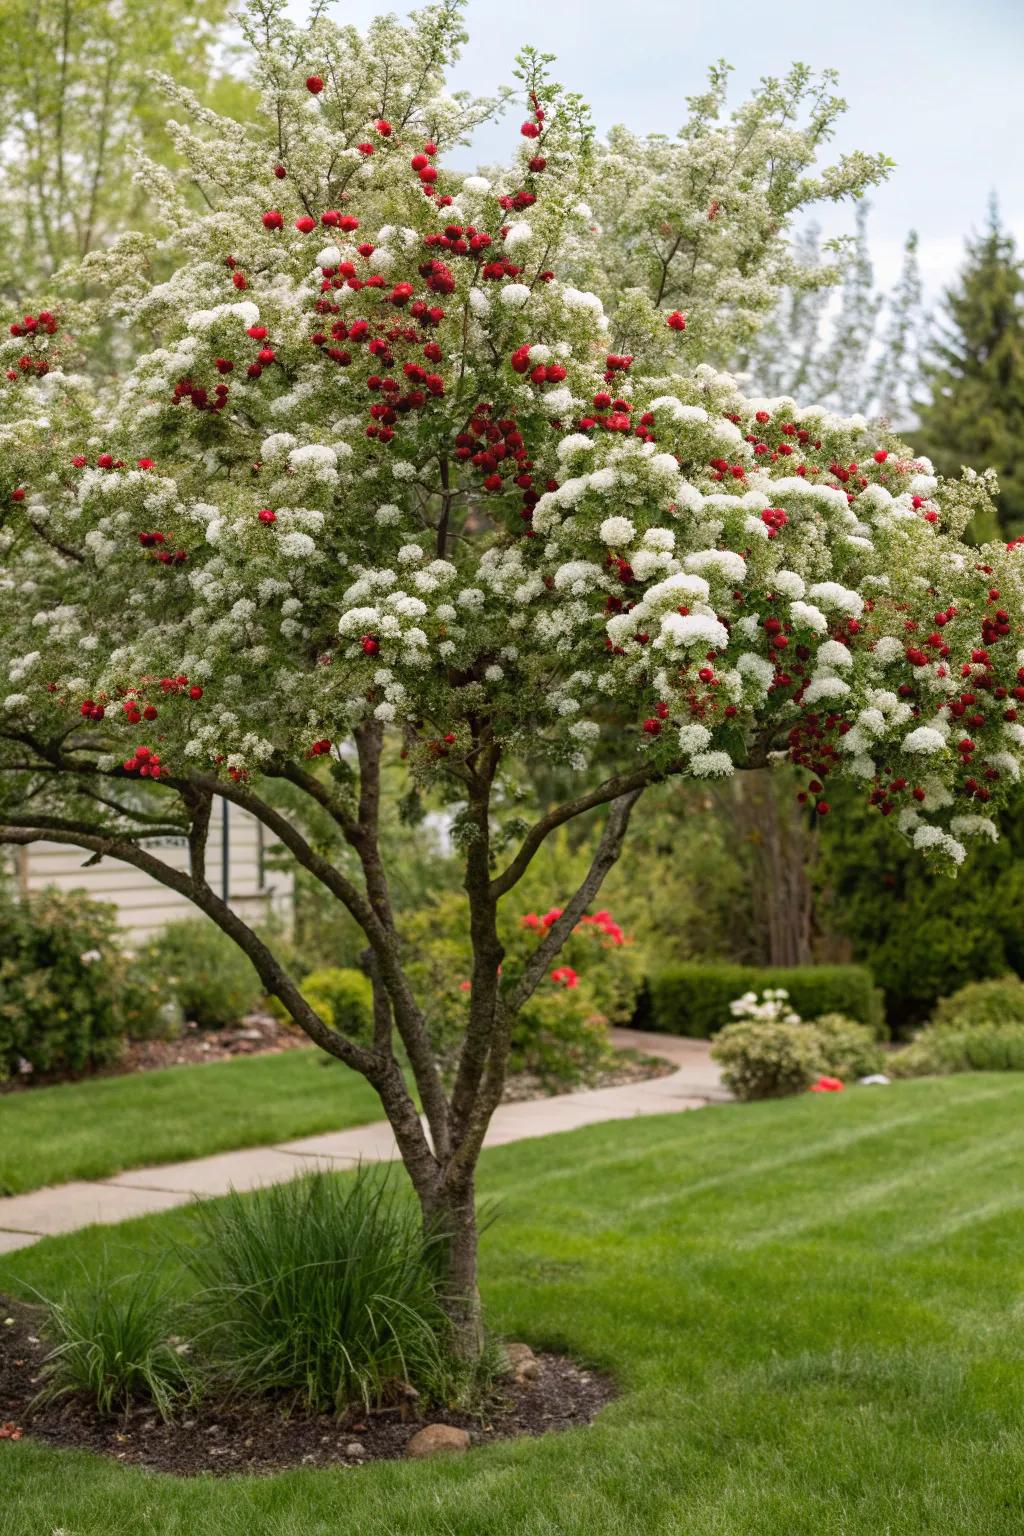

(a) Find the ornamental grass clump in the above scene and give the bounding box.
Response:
[35,1264,193,1421]
[184,1169,459,1413]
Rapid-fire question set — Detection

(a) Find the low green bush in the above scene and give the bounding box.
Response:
[508,984,613,1087]
[399,891,638,1087]
[142,918,262,1029]
[36,1263,193,1420]
[184,1169,458,1412]
[711,1020,826,1101]
[811,1014,885,1081]
[891,1022,1024,1078]
[649,963,884,1039]
[929,976,1024,1032]
[299,966,374,1040]
[0,888,127,1080]
[712,1010,883,1101]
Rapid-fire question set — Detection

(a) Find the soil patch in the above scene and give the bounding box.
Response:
[0,1297,615,1476]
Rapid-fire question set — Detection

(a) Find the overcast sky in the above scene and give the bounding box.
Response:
[292,0,1023,304]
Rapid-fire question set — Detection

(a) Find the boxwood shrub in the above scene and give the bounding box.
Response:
[647,963,884,1039]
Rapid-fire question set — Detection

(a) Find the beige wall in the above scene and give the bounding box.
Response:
[16,802,292,940]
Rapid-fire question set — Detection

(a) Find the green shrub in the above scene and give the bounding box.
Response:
[185,1169,457,1412]
[0,888,128,1080]
[711,1019,826,1101]
[142,918,262,1029]
[36,1263,193,1420]
[399,890,637,1087]
[930,976,1024,1032]
[811,1014,885,1081]
[649,963,884,1039]
[891,1022,1024,1078]
[299,966,374,1040]
[509,984,613,1088]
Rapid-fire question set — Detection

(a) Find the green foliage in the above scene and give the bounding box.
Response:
[184,1169,457,1413]
[930,976,1024,1032]
[508,984,612,1088]
[817,785,1024,1028]
[142,918,261,1029]
[591,61,892,363]
[36,1262,193,1419]
[0,887,127,1079]
[399,888,640,1087]
[914,202,1024,540]
[711,1019,826,1100]
[649,963,883,1039]
[891,1023,1024,1078]
[810,1013,885,1081]
[712,1010,881,1099]
[299,967,374,1041]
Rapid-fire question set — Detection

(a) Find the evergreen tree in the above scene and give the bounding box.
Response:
[915,202,1024,540]
[869,229,923,426]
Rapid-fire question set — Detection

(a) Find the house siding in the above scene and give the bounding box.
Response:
[16,802,292,940]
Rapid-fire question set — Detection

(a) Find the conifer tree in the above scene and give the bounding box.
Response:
[915,202,1024,540]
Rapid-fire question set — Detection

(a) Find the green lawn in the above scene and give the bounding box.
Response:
[0,1052,383,1195]
[3,1075,1024,1534]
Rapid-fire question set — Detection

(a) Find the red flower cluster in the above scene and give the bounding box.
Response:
[122,745,164,779]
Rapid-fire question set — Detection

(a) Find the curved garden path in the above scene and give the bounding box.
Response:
[0,1030,726,1255]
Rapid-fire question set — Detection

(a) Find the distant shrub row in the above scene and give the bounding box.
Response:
[645,963,884,1039]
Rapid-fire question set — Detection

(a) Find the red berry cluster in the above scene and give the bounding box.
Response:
[452,404,552,532]
[138,530,187,565]
[9,311,57,339]
[425,224,493,259]
[509,345,566,387]
[172,376,230,411]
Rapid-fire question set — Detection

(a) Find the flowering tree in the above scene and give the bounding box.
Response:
[0,0,1017,1358]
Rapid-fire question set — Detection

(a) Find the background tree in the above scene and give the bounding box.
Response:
[0,0,252,303]
[0,0,1011,1368]
[741,210,924,424]
[913,202,1024,541]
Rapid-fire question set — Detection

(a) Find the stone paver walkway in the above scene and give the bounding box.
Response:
[0,1029,726,1254]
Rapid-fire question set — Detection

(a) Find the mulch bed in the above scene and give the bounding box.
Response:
[0,1297,614,1476]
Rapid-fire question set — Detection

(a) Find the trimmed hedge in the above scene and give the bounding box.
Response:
[647,963,884,1039]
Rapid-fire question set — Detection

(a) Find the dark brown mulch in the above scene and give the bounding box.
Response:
[0,1297,615,1477]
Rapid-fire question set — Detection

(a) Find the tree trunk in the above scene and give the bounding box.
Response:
[423,1177,484,1363]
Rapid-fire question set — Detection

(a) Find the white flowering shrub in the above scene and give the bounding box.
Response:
[0,0,1017,1354]
[729,988,801,1026]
